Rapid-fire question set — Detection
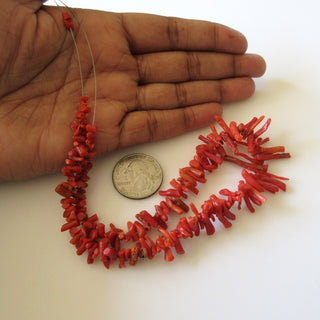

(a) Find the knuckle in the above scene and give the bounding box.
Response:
[175,83,188,107]
[231,55,237,77]
[182,108,195,131]
[166,17,187,48]
[136,55,150,83]
[207,22,218,50]
[146,112,159,142]
[185,52,201,80]
[166,17,180,47]
[136,86,147,109]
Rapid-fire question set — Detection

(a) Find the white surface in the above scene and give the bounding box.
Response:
[1,0,320,319]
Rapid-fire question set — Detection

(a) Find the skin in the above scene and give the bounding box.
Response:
[0,0,266,181]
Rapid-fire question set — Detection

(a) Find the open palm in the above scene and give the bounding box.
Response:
[0,0,266,181]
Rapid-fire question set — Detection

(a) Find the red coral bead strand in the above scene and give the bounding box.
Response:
[56,113,290,268]
[56,10,291,269]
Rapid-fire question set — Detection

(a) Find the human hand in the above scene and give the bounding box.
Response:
[0,0,266,180]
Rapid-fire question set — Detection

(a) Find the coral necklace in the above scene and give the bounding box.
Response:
[55,11,290,269]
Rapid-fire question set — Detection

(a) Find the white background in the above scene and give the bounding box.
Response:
[1,0,320,319]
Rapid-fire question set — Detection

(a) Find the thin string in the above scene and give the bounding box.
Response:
[69,28,84,97]
[80,28,97,126]
[55,0,97,125]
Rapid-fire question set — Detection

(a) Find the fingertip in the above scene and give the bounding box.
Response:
[249,54,267,77]
[221,77,256,103]
[220,24,248,54]
[247,77,256,98]
[234,53,267,78]
[246,77,257,99]
[258,55,267,77]
[238,77,256,100]
[236,30,248,54]
[192,102,223,126]
[214,102,223,116]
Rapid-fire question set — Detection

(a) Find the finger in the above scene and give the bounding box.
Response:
[120,13,247,54]
[136,52,266,83]
[136,77,255,110]
[118,103,222,148]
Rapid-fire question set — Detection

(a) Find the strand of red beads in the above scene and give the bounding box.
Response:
[55,106,290,268]
[56,10,290,269]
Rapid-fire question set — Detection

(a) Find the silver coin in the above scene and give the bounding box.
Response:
[112,153,163,199]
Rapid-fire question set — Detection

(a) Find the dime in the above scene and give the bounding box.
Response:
[112,153,163,199]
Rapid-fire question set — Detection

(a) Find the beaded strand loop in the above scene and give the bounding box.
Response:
[56,110,290,268]
[55,10,290,269]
